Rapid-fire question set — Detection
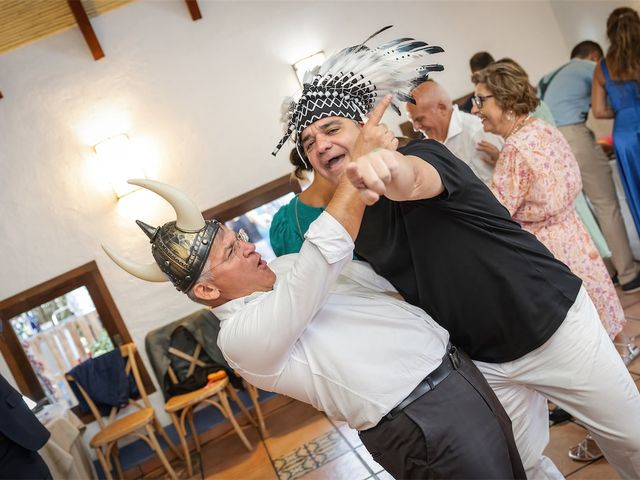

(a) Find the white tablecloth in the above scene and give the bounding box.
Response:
[37,404,96,480]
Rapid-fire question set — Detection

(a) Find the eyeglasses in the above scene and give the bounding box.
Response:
[210,228,249,272]
[471,94,494,109]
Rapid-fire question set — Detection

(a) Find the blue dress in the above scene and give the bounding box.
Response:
[601,60,640,235]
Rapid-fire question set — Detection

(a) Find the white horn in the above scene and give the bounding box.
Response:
[128,178,205,232]
[102,244,168,282]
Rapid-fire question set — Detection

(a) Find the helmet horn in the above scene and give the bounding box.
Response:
[102,244,168,282]
[128,179,205,232]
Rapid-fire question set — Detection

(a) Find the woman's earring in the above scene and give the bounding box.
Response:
[506,110,515,121]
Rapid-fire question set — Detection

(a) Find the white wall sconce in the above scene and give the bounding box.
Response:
[292,51,326,87]
[94,134,145,199]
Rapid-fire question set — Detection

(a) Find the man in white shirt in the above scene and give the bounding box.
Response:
[406,80,503,184]
[103,101,524,479]
[105,178,525,479]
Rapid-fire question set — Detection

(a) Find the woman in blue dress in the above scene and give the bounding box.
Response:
[592,7,640,236]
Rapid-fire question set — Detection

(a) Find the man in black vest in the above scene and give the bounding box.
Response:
[0,374,51,479]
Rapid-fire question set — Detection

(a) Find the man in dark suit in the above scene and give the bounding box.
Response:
[0,374,51,479]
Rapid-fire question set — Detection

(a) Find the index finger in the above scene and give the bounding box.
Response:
[367,94,393,126]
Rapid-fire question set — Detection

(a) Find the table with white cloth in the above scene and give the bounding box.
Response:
[37,403,97,480]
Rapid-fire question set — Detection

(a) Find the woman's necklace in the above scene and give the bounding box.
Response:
[294,196,304,239]
[505,115,530,139]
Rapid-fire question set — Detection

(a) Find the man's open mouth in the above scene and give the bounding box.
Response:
[326,154,345,169]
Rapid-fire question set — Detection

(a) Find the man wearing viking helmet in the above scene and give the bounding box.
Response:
[104,32,526,476]
[104,171,525,479]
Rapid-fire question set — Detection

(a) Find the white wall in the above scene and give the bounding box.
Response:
[0,0,625,453]
[550,0,640,57]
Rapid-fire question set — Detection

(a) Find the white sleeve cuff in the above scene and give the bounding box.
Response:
[305,211,355,264]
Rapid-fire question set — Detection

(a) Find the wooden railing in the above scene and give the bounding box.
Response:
[23,310,109,405]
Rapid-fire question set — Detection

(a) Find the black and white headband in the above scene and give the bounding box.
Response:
[272,26,445,156]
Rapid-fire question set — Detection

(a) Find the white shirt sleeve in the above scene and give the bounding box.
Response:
[218,212,353,381]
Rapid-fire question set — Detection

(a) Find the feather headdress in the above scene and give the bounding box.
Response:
[272,26,444,156]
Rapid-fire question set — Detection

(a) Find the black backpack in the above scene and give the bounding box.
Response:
[163,325,242,396]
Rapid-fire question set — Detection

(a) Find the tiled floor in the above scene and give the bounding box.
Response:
[139,286,640,480]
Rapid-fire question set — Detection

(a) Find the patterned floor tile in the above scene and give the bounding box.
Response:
[300,451,370,480]
[273,430,351,480]
[263,402,336,459]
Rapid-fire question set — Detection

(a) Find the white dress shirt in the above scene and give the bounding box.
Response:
[443,106,504,185]
[215,212,449,430]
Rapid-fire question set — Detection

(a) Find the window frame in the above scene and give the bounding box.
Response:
[202,173,301,223]
[0,261,156,420]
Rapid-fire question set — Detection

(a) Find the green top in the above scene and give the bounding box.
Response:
[269,195,325,256]
[531,100,557,127]
[269,195,361,259]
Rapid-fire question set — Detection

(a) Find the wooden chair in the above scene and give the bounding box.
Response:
[163,343,266,477]
[66,343,181,480]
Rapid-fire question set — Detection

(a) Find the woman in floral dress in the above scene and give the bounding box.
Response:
[471,62,625,339]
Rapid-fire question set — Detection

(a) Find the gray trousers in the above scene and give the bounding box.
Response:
[559,123,638,283]
[359,349,525,479]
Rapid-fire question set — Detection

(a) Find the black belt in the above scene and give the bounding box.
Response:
[385,343,460,420]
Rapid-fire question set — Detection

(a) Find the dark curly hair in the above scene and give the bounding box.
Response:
[471,61,539,115]
[288,147,312,180]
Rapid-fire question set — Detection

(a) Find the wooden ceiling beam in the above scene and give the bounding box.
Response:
[67,0,105,60]
[185,0,202,21]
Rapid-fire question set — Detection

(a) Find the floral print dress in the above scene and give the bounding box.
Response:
[490,118,625,338]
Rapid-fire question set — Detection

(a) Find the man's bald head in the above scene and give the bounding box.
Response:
[406,80,453,142]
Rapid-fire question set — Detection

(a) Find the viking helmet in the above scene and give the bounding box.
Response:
[102,179,220,292]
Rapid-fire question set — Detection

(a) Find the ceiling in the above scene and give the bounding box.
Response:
[0,0,135,56]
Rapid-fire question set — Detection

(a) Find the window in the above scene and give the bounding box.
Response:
[225,191,295,262]
[8,285,115,407]
[0,261,155,415]
[203,174,301,261]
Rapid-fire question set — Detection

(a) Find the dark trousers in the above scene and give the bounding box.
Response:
[359,349,526,479]
[0,434,51,480]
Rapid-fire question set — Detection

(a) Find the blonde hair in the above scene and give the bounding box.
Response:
[472,62,539,115]
[606,7,640,81]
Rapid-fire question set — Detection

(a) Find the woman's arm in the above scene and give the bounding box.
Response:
[591,63,615,119]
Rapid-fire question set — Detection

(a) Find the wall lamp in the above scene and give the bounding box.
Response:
[292,51,326,87]
[94,134,145,199]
